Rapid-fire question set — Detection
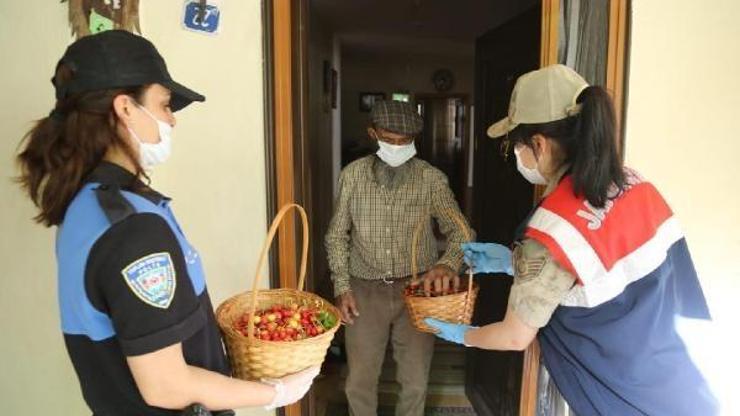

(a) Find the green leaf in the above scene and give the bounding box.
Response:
[318,311,336,329]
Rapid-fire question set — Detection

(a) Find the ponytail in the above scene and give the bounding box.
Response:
[570,86,624,207]
[16,64,146,227]
[509,85,624,208]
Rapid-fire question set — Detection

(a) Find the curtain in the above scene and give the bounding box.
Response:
[558,0,609,86]
[536,364,573,416]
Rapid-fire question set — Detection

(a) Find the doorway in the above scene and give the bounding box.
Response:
[416,95,469,214]
[262,1,630,415]
[305,2,540,415]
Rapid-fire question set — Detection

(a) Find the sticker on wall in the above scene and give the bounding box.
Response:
[62,0,141,39]
[183,0,222,35]
[89,9,114,34]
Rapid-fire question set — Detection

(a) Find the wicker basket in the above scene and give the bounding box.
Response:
[404,210,479,333]
[215,204,341,380]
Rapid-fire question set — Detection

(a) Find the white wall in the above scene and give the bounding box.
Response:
[625,1,740,413]
[0,2,271,415]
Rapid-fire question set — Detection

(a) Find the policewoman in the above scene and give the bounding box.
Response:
[425,65,718,415]
[16,30,318,415]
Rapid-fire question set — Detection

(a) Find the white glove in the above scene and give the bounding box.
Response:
[262,366,321,410]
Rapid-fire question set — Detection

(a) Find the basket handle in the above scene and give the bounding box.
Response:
[410,209,475,320]
[247,203,309,339]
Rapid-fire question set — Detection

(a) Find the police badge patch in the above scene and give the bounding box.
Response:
[122,252,177,309]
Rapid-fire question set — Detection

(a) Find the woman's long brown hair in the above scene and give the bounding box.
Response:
[16,63,147,226]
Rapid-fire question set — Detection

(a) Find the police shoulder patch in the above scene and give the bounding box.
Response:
[121,252,177,309]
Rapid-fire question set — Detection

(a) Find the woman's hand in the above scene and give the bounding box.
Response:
[262,366,321,410]
[423,318,476,345]
[462,242,514,275]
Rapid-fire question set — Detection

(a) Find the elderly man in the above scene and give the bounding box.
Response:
[325,100,473,416]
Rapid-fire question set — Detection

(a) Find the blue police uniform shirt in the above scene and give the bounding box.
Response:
[57,162,230,415]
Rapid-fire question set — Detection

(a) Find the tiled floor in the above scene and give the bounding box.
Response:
[314,341,476,416]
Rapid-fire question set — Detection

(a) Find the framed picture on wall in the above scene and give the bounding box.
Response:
[359,92,385,112]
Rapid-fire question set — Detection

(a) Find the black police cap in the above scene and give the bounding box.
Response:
[51,30,204,112]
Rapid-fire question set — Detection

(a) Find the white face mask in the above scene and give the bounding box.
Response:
[376,141,416,167]
[514,146,548,185]
[127,104,173,170]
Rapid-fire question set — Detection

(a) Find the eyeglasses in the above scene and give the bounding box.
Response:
[499,139,513,161]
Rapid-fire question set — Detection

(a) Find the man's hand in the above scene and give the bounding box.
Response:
[417,264,459,296]
[335,291,360,325]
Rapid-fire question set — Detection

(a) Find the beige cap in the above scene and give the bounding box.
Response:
[487,64,589,138]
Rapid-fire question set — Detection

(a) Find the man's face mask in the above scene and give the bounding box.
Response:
[376,140,416,167]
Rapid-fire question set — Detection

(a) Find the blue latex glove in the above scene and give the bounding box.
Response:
[424,318,476,346]
[461,242,514,275]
